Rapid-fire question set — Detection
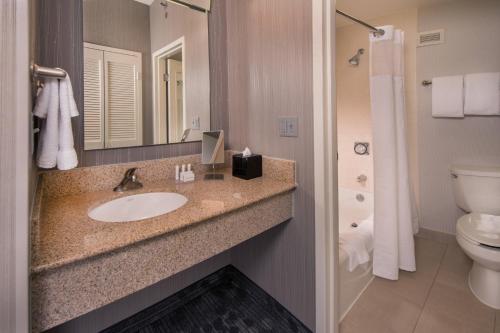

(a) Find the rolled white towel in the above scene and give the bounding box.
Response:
[35,79,59,169]
[57,74,79,170]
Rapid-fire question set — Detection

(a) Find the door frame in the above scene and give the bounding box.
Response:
[152,37,186,144]
[166,59,184,143]
[0,0,31,332]
[313,0,339,332]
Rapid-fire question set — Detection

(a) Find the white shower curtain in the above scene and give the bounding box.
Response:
[369,26,418,280]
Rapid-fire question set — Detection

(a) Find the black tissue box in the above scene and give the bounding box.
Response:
[232,154,262,180]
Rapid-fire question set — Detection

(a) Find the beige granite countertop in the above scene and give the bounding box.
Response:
[31,169,296,274]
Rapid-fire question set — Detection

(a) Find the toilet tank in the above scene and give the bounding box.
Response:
[451,165,500,215]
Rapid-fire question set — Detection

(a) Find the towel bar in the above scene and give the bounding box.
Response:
[30,62,67,98]
[30,63,68,143]
[422,80,432,86]
[31,63,66,79]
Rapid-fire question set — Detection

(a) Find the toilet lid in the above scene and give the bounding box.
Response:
[457,213,500,248]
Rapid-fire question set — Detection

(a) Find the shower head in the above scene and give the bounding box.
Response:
[348,48,365,66]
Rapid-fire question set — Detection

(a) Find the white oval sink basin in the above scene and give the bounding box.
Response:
[88,192,188,223]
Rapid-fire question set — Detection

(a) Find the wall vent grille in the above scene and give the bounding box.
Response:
[417,29,445,47]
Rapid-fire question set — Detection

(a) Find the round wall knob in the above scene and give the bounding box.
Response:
[354,142,370,155]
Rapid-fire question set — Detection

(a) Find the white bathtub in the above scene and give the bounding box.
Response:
[338,187,374,320]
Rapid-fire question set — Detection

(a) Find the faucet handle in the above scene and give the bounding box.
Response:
[114,168,142,192]
[124,167,138,179]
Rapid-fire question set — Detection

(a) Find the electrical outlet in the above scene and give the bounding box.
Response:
[278,117,298,137]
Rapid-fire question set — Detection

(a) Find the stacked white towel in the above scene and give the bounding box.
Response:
[432,75,464,118]
[34,79,59,168]
[464,72,500,116]
[57,75,79,170]
[340,215,374,272]
[33,72,79,170]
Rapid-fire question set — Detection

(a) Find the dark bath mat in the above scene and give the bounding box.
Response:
[101,265,311,333]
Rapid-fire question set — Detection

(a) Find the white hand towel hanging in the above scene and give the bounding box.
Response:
[432,75,464,118]
[57,74,79,170]
[464,72,500,115]
[34,79,59,169]
[33,71,79,170]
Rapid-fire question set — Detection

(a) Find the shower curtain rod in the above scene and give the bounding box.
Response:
[336,10,385,37]
[161,0,208,13]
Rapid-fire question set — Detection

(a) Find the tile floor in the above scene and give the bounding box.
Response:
[340,232,500,333]
[102,265,311,333]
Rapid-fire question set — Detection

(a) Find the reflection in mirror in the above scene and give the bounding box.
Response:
[82,0,211,150]
[202,130,224,165]
[152,37,186,145]
[202,130,225,180]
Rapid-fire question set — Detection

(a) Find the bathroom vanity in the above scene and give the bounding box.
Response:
[30,153,296,332]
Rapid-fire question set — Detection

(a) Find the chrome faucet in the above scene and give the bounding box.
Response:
[114,168,143,192]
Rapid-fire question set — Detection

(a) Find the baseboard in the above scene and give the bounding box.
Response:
[339,275,375,322]
[416,227,456,245]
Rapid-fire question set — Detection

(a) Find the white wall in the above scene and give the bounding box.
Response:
[226,0,316,328]
[417,0,500,234]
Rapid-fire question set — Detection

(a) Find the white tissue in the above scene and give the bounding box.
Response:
[242,147,252,157]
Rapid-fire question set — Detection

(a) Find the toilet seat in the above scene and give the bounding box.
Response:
[457,213,500,248]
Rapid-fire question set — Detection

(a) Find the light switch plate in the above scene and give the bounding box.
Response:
[279,118,287,136]
[191,116,200,130]
[279,117,298,137]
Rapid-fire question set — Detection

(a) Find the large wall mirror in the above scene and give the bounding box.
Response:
[82,0,211,150]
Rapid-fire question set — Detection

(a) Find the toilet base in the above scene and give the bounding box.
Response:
[469,261,500,309]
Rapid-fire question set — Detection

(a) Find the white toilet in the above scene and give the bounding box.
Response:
[451,165,500,309]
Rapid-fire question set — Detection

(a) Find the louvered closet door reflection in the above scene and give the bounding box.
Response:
[104,52,143,148]
[83,48,105,150]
